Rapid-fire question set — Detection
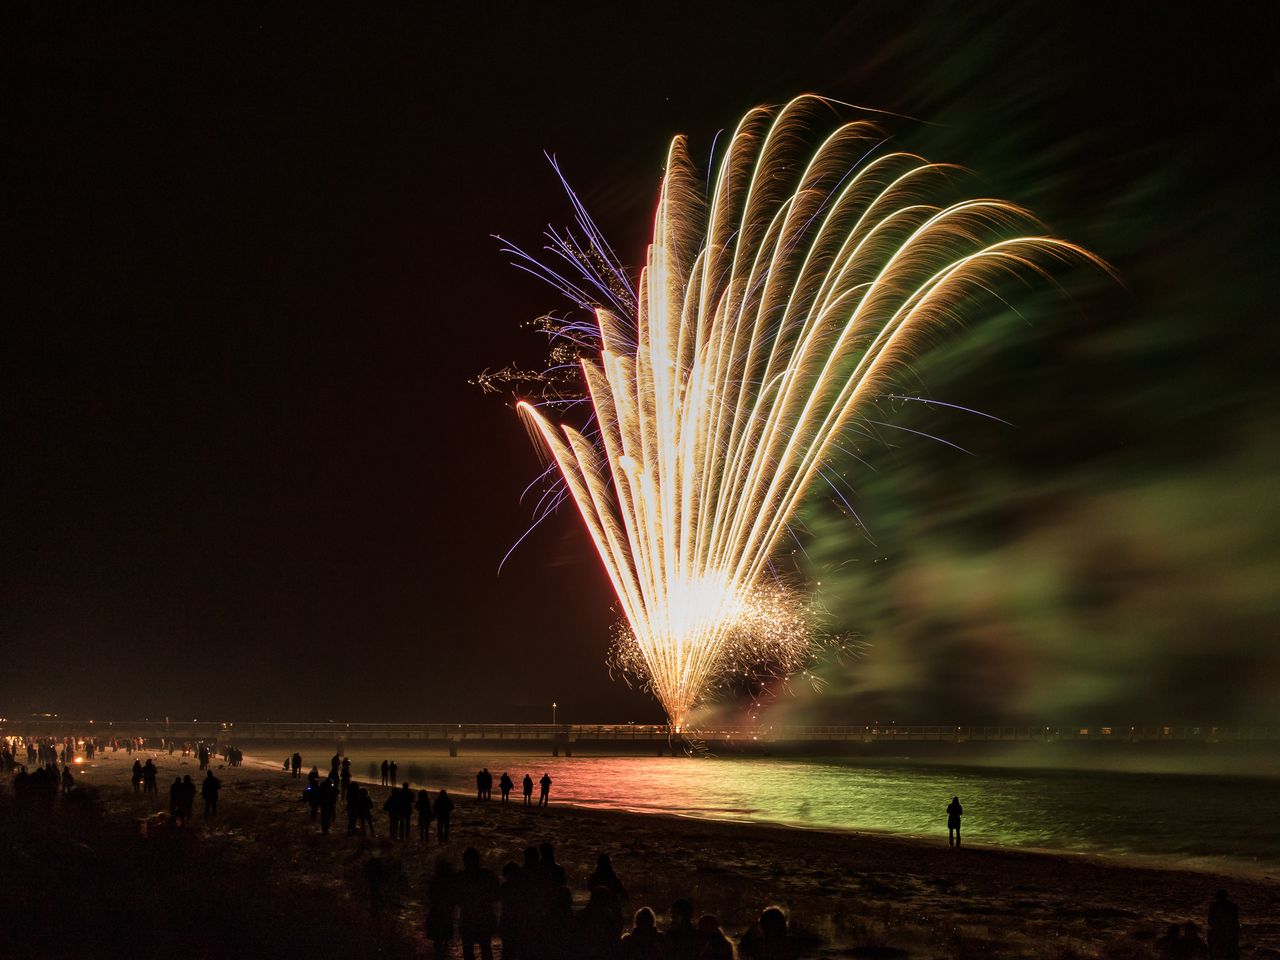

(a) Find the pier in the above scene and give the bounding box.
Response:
[4,718,1277,756]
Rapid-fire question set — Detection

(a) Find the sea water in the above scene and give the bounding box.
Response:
[265,750,1280,873]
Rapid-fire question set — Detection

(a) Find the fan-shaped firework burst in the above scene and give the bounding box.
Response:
[512,96,1100,728]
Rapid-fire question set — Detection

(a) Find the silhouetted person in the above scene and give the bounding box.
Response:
[522,774,534,806]
[576,886,622,960]
[131,759,143,793]
[291,752,302,778]
[622,907,664,960]
[385,784,403,838]
[697,915,734,960]
[346,781,363,834]
[426,860,456,956]
[397,782,413,839]
[389,760,398,783]
[308,765,320,788]
[143,758,157,793]
[340,757,351,798]
[1208,890,1239,959]
[358,787,376,836]
[477,767,493,800]
[666,898,698,960]
[180,775,196,819]
[740,906,796,960]
[458,846,500,960]
[538,842,567,888]
[381,759,389,786]
[545,884,576,960]
[200,770,220,816]
[539,772,552,806]
[318,777,338,834]
[499,771,513,803]
[330,752,341,781]
[498,862,526,960]
[170,777,184,822]
[60,765,74,794]
[434,788,454,841]
[409,788,429,840]
[1180,922,1209,958]
[588,853,627,914]
[947,795,963,847]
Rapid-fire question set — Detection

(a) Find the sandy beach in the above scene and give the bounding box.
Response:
[6,748,1279,959]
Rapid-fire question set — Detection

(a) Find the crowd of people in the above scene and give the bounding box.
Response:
[294,757,460,841]
[3,734,90,768]
[418,841,779,960]
[10,763,76,802]
[0,736,1252,957]
[474,767,554,806]
[1153,891,1240,959]
[276,756,1244,959]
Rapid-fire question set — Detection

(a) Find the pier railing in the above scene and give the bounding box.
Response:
[3,719,1278,744]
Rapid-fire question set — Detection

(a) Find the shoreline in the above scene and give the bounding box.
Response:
[25,749,1280,956]
[240,751,1280,883]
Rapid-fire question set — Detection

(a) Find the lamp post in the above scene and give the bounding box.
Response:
[552,702,558,727]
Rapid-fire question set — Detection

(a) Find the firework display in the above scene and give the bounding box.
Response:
[515,96,1098,728]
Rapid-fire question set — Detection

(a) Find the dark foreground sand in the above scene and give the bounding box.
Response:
[6,749,1279,959]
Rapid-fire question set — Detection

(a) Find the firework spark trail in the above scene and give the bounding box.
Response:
[516,96,1101,728]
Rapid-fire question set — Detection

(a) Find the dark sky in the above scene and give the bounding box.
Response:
[3,5,1276,723]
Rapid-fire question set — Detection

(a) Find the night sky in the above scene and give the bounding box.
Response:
[4,5,1277,724]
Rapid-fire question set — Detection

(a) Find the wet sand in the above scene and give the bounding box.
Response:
[43,749,1280,957]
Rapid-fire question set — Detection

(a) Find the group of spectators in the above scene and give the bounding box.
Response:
[297,759,460,842]
[11,763,75,802]
[289,753,559,845]
[384,781,454,841]
[475,767,552,806]
[421,842,774,960]
[2,735,88,768]
[1154,891,1240,959]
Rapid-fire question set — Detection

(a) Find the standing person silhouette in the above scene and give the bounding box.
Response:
[457,846,500,960]
[499,771,513,804]
[416,788,433,841]
[947,796,963,847]
[434,788,454,841]
[170,777,184,822]
[201,770,221,817]
[522,774,534,807]
[380,759,389,786]
[538,773,552,807]
[181,775,196,820]
[425,861,456,957]
[1208,889,1240,959]
[384,783,402,839]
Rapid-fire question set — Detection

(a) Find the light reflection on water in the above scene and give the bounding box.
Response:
[271,750,1280,871]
